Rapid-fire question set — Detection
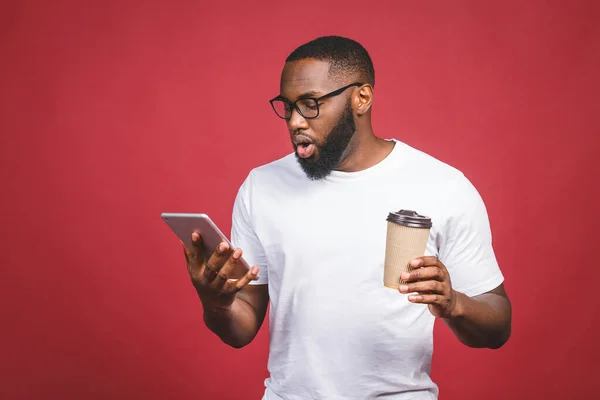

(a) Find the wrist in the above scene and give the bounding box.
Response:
[202,301,235,331]
[199,293,235,315]
[448,290,467,319]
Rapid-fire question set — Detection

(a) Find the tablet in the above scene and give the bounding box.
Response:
[161,213,251,279]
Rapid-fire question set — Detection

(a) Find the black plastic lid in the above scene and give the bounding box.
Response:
[386,209,432,228]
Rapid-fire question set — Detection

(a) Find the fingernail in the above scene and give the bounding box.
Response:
[411,259,421,267]
[233,249,241,259]
[192,233,199,242]
[219,243,228,252]
[399,285,408,293]
[401,272,410,280]
[251,266,259,274]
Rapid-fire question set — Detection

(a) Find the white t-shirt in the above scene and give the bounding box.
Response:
[231,139,504,400]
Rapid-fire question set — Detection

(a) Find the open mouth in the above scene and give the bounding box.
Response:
[293,136,316,159]
[296,143,316,158]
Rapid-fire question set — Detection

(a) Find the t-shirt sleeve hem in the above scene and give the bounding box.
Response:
[457,272,505,298]
[248,277,268,285]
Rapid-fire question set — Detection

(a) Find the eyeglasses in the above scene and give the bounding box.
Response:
[269,82,364,120]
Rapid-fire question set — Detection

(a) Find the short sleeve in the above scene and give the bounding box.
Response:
[438,174,504,297]
[231,171,268,285]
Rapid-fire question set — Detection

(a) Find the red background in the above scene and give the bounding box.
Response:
[1,1,599,399]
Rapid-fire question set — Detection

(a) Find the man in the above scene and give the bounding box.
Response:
[183,36,511,399]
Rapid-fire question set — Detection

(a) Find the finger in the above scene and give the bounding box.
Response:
[400,266,444,283]
[410,256,441,268]
[187,233,205,265]
[407,294,451,307]
[203,241,232,282]
[399,280,445,295]
[227,266,260,293]
[183,237,204,269]
[212,248,243,290]
[183,240,209,284]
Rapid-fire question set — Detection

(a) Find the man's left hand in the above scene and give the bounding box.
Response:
[398,256,460,319]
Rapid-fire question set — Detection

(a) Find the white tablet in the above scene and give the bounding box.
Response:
[161,213,251,278]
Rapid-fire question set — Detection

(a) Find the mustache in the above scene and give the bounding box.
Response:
[292,132,320,145]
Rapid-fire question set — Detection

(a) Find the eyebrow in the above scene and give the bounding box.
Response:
[296,90,322,99]
[275,90,323,103]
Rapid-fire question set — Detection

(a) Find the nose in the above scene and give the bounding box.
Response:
[287,107,309,131]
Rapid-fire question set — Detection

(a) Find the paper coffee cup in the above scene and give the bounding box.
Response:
[383,210,432,289]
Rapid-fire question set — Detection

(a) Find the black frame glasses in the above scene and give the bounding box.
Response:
[269,82,364,120]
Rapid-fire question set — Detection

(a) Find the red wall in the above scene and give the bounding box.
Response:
[1,1,599,399]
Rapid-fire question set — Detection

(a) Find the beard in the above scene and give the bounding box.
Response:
[295,100,356,180]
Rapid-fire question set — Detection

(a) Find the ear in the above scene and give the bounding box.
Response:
[354,84,374,116]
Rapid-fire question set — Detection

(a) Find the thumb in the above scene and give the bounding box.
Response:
[181,240,192,262]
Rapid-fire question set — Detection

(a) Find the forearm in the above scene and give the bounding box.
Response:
[202,297,261,348]
[445,289,512,349]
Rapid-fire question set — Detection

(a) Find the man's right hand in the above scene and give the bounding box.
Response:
[182,232,259,312]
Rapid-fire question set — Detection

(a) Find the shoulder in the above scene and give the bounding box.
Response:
[235,151,302,196]
[250,151,300,180]
[393,139,468,189]
[390,140,488,221]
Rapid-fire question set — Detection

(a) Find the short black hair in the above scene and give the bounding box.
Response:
[285,36,375,87]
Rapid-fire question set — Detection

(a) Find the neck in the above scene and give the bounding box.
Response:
[335,124,395,173]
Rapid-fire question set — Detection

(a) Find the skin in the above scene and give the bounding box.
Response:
[281,59,395,173]
[183,235,268,348]
[185,58,512,350]
[291,98,356,180]
[400,257,511,349]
